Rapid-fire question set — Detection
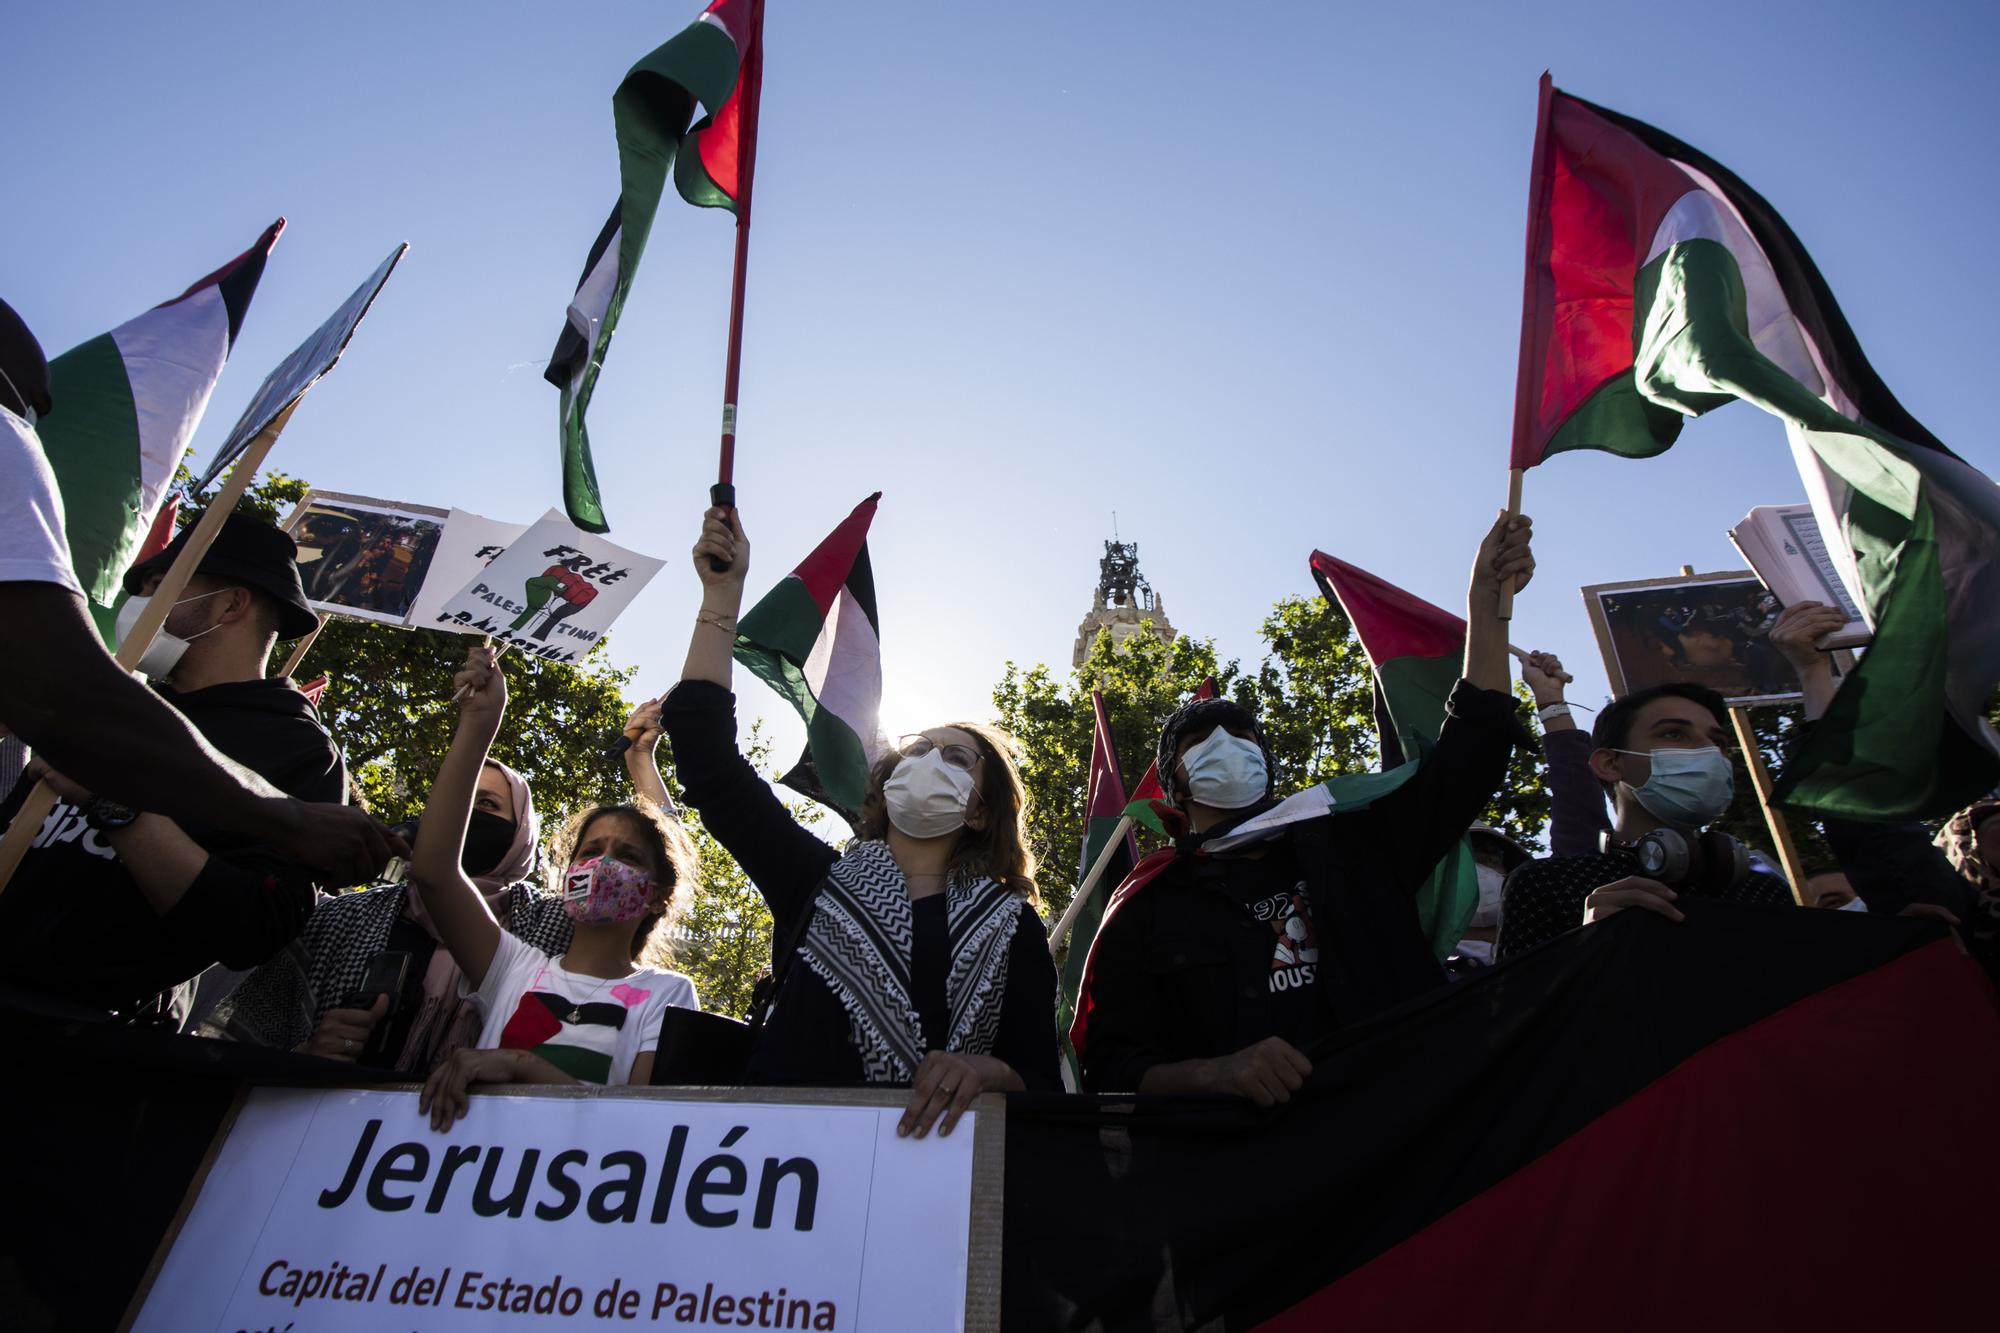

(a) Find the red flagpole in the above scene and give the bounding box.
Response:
[712,0,767,519]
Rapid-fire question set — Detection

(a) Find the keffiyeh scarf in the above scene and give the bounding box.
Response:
[798,839,1024,1084]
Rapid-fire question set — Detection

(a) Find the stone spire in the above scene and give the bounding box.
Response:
[1073,538,1176,669]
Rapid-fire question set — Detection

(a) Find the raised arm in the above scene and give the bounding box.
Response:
[407,645,508,989]
[1353,512,1537,889]
[682,505,748,688]
[620,695,674,810]
[1524,651,1612,859]
[1462,511,1533,693]
[0,583,400,883]
[665,505,839,920]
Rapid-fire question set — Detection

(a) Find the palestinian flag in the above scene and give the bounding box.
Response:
[1057,693,1141,1066]
[546,0,766,534]
[1193,553,1482,957]
[732,493,882,820]
[1509,76,2000,819]
[1015,906,2000,1330]
[1311,552,1464,769]
[38,220,282,615]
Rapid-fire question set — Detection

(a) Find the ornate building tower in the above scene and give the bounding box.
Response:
[1073,538,1177,668]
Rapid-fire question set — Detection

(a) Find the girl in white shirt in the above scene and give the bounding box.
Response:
[414,644,699,1130]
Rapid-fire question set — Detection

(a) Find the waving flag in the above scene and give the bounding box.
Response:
[1057,694,1141,1049]
[732,494,882,819]
[1509,76,2000,817]
[39,221,282,613]
[546,0,765,533]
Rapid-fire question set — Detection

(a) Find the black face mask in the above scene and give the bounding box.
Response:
[462,809,520,879]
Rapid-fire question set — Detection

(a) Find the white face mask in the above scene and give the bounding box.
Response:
[1179,727,1268,810]
[1614,746,1735,828]
[882,750,976,841]
[114,590,226,680]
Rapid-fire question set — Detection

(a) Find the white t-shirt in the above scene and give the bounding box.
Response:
[0,407,82,595]
[467,929,697,1085]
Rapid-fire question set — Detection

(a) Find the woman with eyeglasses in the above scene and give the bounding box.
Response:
[660,506,1060,1137]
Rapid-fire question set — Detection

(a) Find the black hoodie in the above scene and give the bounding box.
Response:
[0,676,345,1023]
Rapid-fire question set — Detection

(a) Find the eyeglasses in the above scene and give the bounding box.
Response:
[897,734,981,772]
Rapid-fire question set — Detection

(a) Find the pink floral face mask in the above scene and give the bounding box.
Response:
[562,855,656,924]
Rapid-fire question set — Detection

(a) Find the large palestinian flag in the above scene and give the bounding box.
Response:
[1056,692,1140,1070]
[732,493,882,819]
[1014,905,2000,1330]
[38,220,282,616]
[546,0,765,533]
[1509,76,2000,819]
[1188,554,1484,956]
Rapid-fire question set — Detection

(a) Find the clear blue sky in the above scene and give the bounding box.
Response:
[10,1,1997,778]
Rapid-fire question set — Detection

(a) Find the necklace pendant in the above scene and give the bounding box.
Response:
[566,1008,582,1023]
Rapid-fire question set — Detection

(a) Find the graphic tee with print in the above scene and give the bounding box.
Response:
[468,930,698,1084]
[1215,844,1327,1049]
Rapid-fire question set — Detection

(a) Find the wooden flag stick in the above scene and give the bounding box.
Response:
[0,404,301,893]
[278,613,330,679]
[1495,467,1525,620]
[1730,706,1809,904]
[1049,814,1136,960]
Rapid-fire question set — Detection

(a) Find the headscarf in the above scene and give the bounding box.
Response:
[398,759,543,1072]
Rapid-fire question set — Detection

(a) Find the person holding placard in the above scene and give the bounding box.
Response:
[661,506,1061,1138]
[413,645,700,1128]
[206,694,686,1070]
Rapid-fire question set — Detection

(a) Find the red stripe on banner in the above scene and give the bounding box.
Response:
[1258,938,2000,1331]
[1511,91,1698,467]
[1310,551,1462,664]
[788,492,880,616]
[1085,692,1132,821]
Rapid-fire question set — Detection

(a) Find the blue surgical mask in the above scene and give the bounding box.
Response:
[1615,746,1735,828]
[1180,728,1268,810]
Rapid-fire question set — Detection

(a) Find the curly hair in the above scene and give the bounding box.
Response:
[546,798,699,966]
[855,720,1038,903]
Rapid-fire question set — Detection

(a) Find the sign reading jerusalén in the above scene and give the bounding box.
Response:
[131,1087,982,1331]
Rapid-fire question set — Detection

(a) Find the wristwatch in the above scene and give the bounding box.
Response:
[80,796,141,831]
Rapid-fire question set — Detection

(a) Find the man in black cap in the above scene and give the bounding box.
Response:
[0,511,372,1024]
[0,296,397,882]
[1077,513,1536,1102]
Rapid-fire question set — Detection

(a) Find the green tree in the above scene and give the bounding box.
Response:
[993,596,1552,928]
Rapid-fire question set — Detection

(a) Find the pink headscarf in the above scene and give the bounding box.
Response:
[398,759,543,1073]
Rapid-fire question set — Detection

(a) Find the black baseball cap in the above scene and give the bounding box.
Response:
[123,511,320,639]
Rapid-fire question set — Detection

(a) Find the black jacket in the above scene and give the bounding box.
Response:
[1080,680,1525,1092]
[660,680,1061,1090]
[0,676,345,1022]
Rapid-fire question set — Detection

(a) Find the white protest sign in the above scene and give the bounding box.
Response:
[132,1086,989,1332]
[431,509,664,662]
[407,507,532,631]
